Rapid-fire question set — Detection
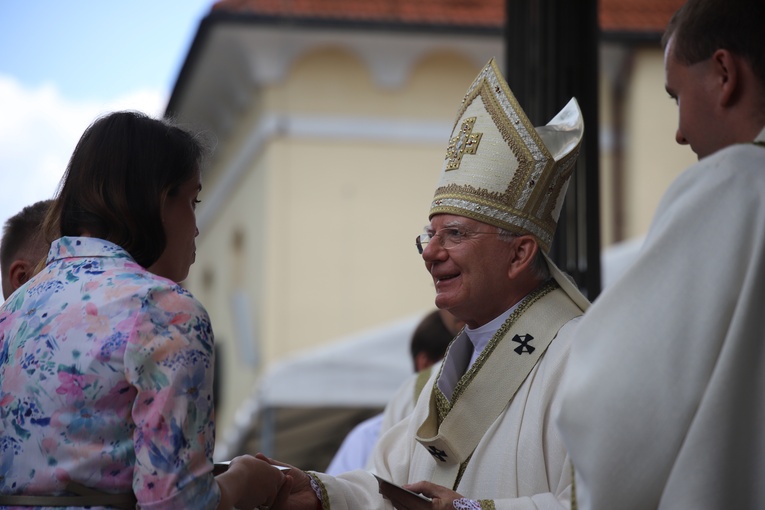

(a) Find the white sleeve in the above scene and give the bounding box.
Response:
[325,413,384,475]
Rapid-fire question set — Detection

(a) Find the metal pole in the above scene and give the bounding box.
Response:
[505,0,602,299]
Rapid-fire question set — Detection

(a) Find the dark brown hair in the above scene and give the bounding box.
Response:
[662,0,765,86]
[410,310,455,371]
[44,111,206,268]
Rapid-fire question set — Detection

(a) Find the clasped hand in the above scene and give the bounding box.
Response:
[255,453,321,510]
[215,454,293,510]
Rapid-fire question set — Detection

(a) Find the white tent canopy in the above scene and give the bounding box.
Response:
[217,313,426,466]
[258,314,423,408]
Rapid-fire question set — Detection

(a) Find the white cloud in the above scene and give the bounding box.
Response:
[0,74,166,232]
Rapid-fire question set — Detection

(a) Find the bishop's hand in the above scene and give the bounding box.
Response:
[403,481,465,510]
[255,453,322,510]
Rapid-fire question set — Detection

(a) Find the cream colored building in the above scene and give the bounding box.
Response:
[599,43,696,244]
[166,1,696,449]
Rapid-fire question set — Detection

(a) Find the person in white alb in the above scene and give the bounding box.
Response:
[261,58,591,510]
[326,310,458,476]
[556,0,765,508]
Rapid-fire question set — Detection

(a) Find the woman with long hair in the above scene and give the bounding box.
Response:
[0,111,287,509]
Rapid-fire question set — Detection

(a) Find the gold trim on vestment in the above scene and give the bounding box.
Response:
[571,461,579,510]
[307,472,331,510]
[434,279,558,423]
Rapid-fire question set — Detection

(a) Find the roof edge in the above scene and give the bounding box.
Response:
[165,10,505,118]
[165,10,665,119]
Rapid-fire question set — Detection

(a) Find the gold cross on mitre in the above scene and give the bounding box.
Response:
[445,117,482,170]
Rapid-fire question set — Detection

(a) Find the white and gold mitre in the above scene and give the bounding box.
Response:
[429,58,584,253]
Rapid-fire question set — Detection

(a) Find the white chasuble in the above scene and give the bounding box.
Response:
[311,282,585,510]
[557,130,765,510]
[379,362,442,440]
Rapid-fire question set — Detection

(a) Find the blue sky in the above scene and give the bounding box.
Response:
[0,0,214,232]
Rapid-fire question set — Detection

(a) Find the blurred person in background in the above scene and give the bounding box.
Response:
[377,309,465,443]
[1,199,52,300]
[326,309,461,475]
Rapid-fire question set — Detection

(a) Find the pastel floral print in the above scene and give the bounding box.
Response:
[0,237,220,509]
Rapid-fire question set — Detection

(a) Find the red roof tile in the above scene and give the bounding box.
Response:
[600,0,685,32]
[212,0,685,33]
[212,0,503,27]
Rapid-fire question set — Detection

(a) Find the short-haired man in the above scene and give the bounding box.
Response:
[557,0,765,508]
[1,200,52,300]
[409,309,461,373]
[264,59,589,509]
[377,309,465,438]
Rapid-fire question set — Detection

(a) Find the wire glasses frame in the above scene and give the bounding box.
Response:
[415,228,503,254]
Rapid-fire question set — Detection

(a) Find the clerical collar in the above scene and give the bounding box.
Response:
[437,302,523,400]
[464,303,521,368]
[755,125,765,146]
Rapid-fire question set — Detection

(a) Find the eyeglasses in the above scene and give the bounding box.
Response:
[415,227,502,254]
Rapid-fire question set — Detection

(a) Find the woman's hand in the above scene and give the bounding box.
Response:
[255,453,322,510]
[216,454,290,510]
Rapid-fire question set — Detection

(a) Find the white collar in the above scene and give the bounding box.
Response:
[464,301,521,366]
[756,125,765,143]
[437,300,524,400]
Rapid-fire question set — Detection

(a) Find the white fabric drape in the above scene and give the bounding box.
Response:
[557,129,765,509]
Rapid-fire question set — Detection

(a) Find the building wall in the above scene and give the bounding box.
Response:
[598,44,697,246]
[622,47,696,239]
[598,64,618,247]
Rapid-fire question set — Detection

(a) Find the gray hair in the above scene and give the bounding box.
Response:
[496,227,551,282]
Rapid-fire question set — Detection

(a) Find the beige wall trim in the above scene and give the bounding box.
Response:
[198,114,451,232]
[210,25,503,89]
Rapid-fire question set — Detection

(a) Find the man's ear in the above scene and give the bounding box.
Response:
[507,236,539,280]
[712,48,740,108]
[8,259,33,292]
[414,351,434,372]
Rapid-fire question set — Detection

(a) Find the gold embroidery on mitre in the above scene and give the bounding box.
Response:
[537,146,580,226]
[445,117,483,170]
[429,59,583,254]
[430,183,553,250]
[430,59,569,252]
[431,78,539,231]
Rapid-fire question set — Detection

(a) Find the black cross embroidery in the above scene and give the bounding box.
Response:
[512,334,535,355]
[427,446,448,462]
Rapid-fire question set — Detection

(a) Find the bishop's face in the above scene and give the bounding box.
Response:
[421,214,518,329]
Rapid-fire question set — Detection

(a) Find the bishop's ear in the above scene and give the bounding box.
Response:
[507,235,540,280]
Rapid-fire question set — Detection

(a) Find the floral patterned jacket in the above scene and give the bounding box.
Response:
[0,236,219,509]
